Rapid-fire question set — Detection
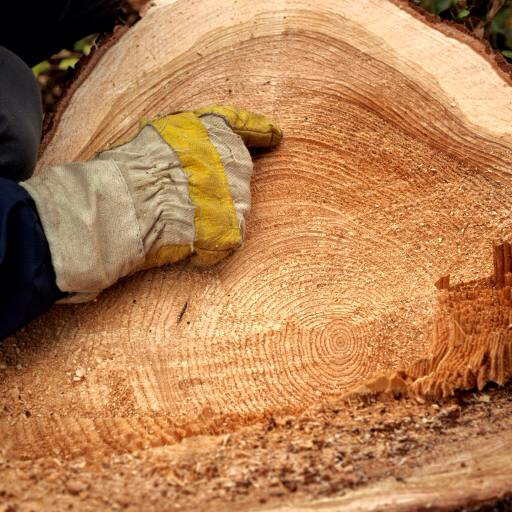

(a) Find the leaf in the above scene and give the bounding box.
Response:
[421,0,456,15]
[457,8,470,18]
[501,49,512,58]
[73,37,93,56]
[58,57,80,70]
[32,61,50,77]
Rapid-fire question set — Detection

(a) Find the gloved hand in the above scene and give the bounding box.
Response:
[21,105,282,302]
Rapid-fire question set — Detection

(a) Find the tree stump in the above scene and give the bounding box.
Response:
[2,0,512,509]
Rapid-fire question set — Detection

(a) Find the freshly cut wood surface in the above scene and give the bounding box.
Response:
[2,0,512,477]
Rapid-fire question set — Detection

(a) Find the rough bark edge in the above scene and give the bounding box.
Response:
[394,0,512,84]
[38,25,130,159]
[39,0,512,159]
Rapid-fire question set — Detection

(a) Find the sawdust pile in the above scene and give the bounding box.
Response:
[1,384,512,511]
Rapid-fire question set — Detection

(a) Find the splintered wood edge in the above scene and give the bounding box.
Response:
[39,0,512,160]
[261,431,512,512]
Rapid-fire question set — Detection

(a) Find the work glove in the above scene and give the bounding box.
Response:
[21,105,282,302]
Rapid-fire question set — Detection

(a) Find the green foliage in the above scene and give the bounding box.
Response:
[416,0,512,60]
[32,36,95,78]
[31,61,50,77]
[490,5,512,49]
[73,37,93,56]
[58,57,80,70]
[33,1,142,114]
[420,0,456,15]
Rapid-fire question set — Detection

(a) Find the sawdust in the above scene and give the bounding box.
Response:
[1,385,511,511]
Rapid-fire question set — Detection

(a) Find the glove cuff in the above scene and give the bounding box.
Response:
[21,125,195,302]
[20,159,145,302]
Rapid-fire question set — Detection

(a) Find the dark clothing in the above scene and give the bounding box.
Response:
[0,0,122,340]
[1,0,121,66]
[0,178,64,340]
[0,47,43,182]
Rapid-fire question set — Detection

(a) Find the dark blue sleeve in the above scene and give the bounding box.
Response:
[0,178,65,341]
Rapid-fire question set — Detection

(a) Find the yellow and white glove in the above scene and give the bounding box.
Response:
[21,105,282,302]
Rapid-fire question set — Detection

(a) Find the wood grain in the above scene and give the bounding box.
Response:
[2,0,512,464]
[264,431,512,512]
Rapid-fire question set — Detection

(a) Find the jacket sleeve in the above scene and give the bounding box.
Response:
[0,178,65,341]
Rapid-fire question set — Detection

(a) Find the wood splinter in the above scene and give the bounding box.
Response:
[493,241,512,288]
[435,275,450,290]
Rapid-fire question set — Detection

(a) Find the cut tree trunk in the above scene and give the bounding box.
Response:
[2,0,512,510]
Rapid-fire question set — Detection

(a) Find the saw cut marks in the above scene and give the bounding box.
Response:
[2,0,512,460]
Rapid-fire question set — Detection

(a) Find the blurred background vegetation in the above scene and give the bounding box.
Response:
[34,0,512,113]
[33,0,142,111]
[33,36,97,109]
[413,0,512,58]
